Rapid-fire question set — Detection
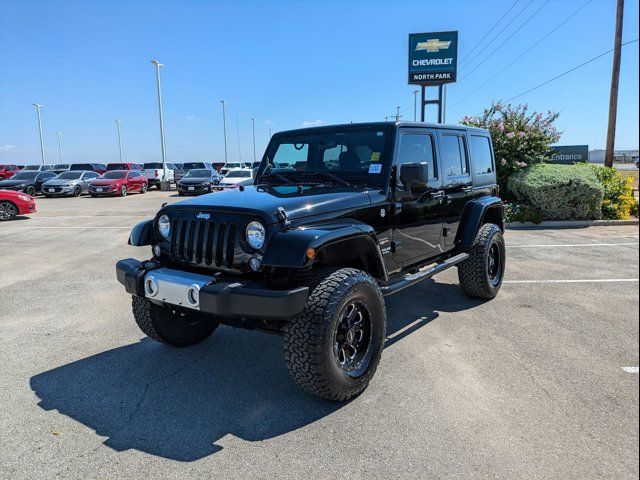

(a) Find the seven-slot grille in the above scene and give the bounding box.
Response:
[169,217,238,268]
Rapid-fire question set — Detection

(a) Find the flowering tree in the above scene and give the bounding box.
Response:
[460,102,561,190]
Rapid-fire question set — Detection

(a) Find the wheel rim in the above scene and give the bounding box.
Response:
[0,202,16,220]
[333,301,373,377]
[75,186,81,196]
[488,242,502,286]
[121,185,127,196]
[27,186,35,196]
[142,184,147,192]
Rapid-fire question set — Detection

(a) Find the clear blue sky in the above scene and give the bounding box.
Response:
[1,0,638,165]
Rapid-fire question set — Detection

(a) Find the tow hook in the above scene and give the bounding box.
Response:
[275,207,291,230]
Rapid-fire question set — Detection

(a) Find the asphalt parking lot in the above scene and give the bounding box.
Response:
[0,191,638,480]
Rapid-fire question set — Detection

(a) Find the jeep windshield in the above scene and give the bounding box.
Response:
[258,126,391,188]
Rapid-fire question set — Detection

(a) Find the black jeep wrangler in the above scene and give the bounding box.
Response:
[116,122,505,401]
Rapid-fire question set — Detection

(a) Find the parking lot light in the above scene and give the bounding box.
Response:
[115,120,124,162]
[151,60,169,189]
[32,103,46,164]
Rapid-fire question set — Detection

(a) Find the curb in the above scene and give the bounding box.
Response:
[506,219,639,229]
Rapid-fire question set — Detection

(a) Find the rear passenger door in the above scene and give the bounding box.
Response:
[437,130,473,247]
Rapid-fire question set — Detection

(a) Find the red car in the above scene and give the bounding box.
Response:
[0,189,37,221]
[0,164,21,180]
[88,170,148,197]
[105,162,143,171]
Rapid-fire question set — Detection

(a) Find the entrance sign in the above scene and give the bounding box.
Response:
[550,145,589,164]
[408,31,458,85]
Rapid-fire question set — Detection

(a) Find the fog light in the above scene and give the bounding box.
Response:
[186,284,200,307]
[152,245,161,257]
[249,256,262,272]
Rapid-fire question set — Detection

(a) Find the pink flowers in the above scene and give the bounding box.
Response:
[498,122,505,131]
[507,132,515,139]
[501,158,507,166]
[519,132,526,139]
[518,161,528,168]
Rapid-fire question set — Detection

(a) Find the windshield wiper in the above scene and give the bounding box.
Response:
[257,172,295,185]
[306,171,351,186]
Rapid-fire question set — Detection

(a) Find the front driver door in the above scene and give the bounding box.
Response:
[391,130,445,267]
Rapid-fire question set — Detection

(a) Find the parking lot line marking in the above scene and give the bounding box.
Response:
[508,242,639,248]
[622,367,639,374]
[504,279,639,284]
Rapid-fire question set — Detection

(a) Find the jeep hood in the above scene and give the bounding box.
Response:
[172,184,373,223]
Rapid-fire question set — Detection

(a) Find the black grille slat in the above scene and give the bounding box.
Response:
[167,213,242,270]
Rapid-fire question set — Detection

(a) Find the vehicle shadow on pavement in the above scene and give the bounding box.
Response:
[29,279,484,462]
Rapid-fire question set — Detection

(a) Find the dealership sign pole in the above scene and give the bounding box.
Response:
[408,31,458,123]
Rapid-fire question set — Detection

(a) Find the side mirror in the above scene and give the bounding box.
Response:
[399,162,429,189]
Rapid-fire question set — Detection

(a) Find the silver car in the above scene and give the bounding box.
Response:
[42,170,101,197]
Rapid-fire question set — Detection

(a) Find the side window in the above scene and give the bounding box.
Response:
[397,134,437,181]
[469,135,494,174]
[440,135,469,177]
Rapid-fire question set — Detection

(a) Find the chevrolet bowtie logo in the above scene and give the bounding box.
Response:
[415,39,451,52]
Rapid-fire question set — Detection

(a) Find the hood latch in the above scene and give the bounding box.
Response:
[275,207,291,230]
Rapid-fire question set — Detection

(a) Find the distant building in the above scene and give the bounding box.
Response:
[589,149,639,163]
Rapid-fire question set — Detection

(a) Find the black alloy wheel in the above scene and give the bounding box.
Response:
[26,185,36,196]
[73,185,82,197]
[0,201,17,221]
[333,302,373,377]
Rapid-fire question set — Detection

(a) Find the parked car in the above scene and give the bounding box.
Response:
[177,168,221,196]
[178,162,214,181]
[89,170,148,197]
[0,164,21,179]
[142,162,176,188]
[22,164,54,172]
[51,164,71,174]
[106,162,143,171]
[0,189,37,221]
[42,170,101,197]
[116,121,505,401]
[69,163,107,174]
[212,161,225,172]
[0,170,56,195]
[219,168,254,187]
[220,162,248,175]
[172,163,186,182]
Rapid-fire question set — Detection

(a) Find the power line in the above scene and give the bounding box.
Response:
[503,39,638,103]
[459,0,536,72]
[451,0,594,109]
[458,0,551,83]
[459,0,521,65]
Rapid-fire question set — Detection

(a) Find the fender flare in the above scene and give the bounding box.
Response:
[128,219,154,246]
[457,196,504,247]
[261,220,388,281]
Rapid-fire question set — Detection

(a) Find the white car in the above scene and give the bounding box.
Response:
[219,168,254,187]
[220,162,248,175]
[142,162,176,188]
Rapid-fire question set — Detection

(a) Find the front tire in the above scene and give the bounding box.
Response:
[283,268,386,401]
[132,297,219,347]
[73,185,82,197]
[120,185,127,197]
[26,185,36,196]
[140,183,148,194]
[458,223,506,299]
[0,201,17,221]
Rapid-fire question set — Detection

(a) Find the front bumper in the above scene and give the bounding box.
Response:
[89,186,117,195]
[43,186,75,195]
[177,183,210,194]
[116,258,308,320]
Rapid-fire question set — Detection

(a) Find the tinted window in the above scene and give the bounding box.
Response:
[469,135,494,174]
[70,164,92,170]
[143,162,163,169]
[185,169,212,177]
[225,170,251,178]
[37,172,55,179]
[83,172,99,179]
[11,171,38,180]
[440,135,468,177]
[57,171,83,179]
[182,162,205,170]
[102,171,127,179]
[397,134,437,180]
[23,165,40,171]
[106,163,128,171]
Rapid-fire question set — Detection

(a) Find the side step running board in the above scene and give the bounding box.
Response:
[381,253,469,297]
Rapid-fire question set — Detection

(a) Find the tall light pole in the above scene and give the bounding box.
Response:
[32,103,46,165]
[151,60,168,185]
[413,90,419,121]
[395,106,402,122]
[605,0,625,168]
[235,113,242,164]
[251,117,257,164]
[115,120,124,162]
[221,100,228,164]
[56,132,63,164]
[268,128,272,139]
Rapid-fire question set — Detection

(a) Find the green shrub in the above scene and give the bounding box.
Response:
[587,165,636,220]
[507,164,604,221]
[504,203,543,224]
[460,102,561,193]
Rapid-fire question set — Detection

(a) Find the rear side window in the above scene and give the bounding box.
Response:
[469,136,494,174]
[397,134,437,180]
[440,135,469,177]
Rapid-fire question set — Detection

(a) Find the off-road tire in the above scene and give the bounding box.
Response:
[458,223,505,299]
[283,268,386,401]
[132,296,219,347]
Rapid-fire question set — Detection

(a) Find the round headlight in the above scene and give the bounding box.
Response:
[158,214,171,239]
[246,221,265,249]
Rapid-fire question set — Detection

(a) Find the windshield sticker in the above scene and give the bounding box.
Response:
[376,131,384,136]
[368,163,382,174]
[370,152,380,162]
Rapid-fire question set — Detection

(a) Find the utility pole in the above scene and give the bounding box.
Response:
[115,120,124,162]
[413,90,419,121]
[151,60,168,187]
[268,128,272,139]
[605,0,624,168]
[56,132,63,164]
[32,103,46,164]
[235,113,242,164]
[395,106,402,122]
[251,117,257,164]
[221,100,228,164]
